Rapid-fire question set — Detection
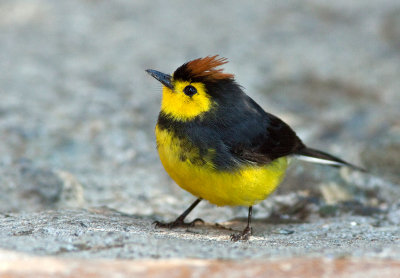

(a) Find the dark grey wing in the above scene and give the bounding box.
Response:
[219,95,305,165]
[229,113,304,164]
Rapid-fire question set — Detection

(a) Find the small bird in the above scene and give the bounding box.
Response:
[146,55,365,241]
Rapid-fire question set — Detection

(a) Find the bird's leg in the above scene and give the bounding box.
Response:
[154,198,204,228]
[231,206,253,241]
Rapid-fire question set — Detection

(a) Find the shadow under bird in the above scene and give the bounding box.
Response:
[146,55,365,241]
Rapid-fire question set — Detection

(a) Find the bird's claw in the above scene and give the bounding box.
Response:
[230,226,252,241]
[153,218,204,229]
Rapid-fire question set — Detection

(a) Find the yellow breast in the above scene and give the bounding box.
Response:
[155,125,288,207]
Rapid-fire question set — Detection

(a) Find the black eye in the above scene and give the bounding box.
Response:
[183,85,197,97]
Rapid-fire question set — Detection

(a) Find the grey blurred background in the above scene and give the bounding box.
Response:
[0,0,399,223]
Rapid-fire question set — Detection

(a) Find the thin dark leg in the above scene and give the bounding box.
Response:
[154,198,204,229]
[231,206,253,241]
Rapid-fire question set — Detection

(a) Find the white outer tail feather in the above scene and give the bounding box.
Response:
[295,155,344,167]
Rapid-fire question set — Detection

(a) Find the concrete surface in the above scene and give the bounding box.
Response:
[0,208,399,259]
[0,0,400,277]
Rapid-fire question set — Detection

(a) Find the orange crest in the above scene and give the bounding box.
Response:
[173,55,234,82]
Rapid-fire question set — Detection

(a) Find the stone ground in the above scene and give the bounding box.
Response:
[0,0,400,277]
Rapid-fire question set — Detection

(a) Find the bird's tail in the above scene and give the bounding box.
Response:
[294,147,367,172]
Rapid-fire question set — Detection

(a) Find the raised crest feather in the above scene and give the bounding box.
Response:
[173,55,234,82]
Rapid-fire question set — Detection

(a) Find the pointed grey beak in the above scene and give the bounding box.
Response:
[145,69,173,89]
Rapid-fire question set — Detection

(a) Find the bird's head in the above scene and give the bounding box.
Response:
[146,55,236,121]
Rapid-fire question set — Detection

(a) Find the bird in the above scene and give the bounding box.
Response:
[145,55,365,241]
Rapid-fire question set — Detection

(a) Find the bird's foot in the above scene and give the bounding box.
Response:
[230,226,252,241]
[153,218,204,229]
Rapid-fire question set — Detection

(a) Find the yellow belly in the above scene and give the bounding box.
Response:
[155,126,288,206]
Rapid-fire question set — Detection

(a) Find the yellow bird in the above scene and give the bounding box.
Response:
[146,55,365,240]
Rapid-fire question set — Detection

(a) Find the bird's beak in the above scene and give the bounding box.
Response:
[145,69,173,89]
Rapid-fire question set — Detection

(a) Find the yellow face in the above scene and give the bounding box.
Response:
[160,80,213,121]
